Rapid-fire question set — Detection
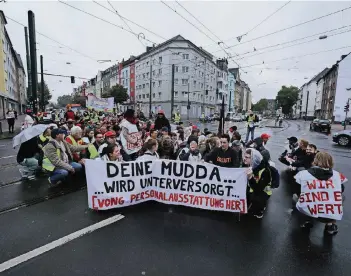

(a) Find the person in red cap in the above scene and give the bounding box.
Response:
[154,110,171,131]
[98,130,117,155]
[261,133,271,145]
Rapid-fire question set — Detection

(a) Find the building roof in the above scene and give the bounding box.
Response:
[0,11,8,25]
[228,68,239,78]
[137,35,214,62]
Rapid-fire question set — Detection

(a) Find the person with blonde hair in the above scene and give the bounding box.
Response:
[294,151,347,235]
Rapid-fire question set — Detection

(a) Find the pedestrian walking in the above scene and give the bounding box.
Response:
[6,108,16,133]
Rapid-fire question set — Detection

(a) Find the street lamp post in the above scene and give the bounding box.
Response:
[187,82,190,120]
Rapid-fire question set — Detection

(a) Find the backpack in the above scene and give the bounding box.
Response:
[268,165,280,189]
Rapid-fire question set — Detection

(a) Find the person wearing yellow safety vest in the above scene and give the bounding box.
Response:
[42,128,88,186]
[90,110,99,124]
[37,127,52,167]
[174,110,181,124]
[244,148,272,219]
[245,110,259,144]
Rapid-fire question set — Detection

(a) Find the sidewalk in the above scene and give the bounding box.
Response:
[0,115,25,140]
[331,123,345,132]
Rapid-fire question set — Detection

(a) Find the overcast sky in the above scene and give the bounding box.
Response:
[3,0,351,103]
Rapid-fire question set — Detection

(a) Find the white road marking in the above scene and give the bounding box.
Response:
[0,214,125,273]
[0,155,15,160]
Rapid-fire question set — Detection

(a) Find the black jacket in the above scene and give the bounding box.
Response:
[204,147,239,168]
[249,161,271,194]
[16,137,41,163]
[154,117,171,131]
[308,166,345,193]
[291,153,315,169]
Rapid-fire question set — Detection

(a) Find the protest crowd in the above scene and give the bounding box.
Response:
[15,104,347,236]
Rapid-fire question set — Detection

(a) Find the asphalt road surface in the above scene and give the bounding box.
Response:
[0,120,351,276]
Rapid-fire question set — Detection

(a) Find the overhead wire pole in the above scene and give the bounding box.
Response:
[170,64,175,119]
[28,10,38,114]
[40,55,44,112]
[149,62,152,119]
[24,26,31,104]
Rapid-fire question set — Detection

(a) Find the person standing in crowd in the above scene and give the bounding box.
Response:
[16,136,42,180]
[145,129,158,143]
[64,105,75,121]
[93,132,104,151]
[154,110,171,131]
[6,108,16,133]
[201,136,220,160]
[42,128,88,186]
[244,148,272,218]
[245,110,259,143]
[294,151,347,234]
[158,128,174,159]
[138,139,159,161]
[119,109,142,161]
[83,128,95,144]
[99,144,122,162]
[205,134,239,168]
[173,110,181,125]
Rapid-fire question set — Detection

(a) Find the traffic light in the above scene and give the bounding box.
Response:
[71,76,75,84]
[345,103,350,112]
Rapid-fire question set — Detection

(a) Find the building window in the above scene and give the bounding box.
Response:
[174,91,178,98]
[183,54,189,60]
[146,83,149,88]
[175,79,178,84]
[153,82,155,87]
[193,80,196,88]
[142,94,145,99]
[175,66,179,72]
[153,93,155,98]
[158,68,162,75]
[153,70,155,76]
[146,72,149,78]
[201,83,204,88]
[158,80,162,87]
[143,73,145,79]
[182,66,189,73]
[146,94,149,98]
[143,84,145,88]
[159,56,162,63]
[146,61,149,66]
[182,79,188,85]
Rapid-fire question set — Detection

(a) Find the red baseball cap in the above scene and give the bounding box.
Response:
[158,110,165,115]
[105,131,116,137]
[261,133,271,140]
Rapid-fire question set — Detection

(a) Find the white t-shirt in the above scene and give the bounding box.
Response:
[295,169,347,220]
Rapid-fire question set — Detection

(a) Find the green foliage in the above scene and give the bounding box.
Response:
[57,95,73,107]
[103,84,129,104]
[72,94,87,107]
[276,85,299,115]
[252,98,268,112]
[27,82,52,110]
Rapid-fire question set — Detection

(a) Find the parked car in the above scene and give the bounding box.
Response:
[232,115,242,122]
[310,119,331,133]
[332,129,351,146]
[213,113,220,121]
[225,112,235,121]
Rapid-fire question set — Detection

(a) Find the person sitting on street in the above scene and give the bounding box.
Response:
[158,128,175,159]
[37,127,53,168]
[290,144,317,171]
[83,128,95,144]
[93,132,104,151]
[42,128,88,186]
[65,126,85,164]
[205,134,239,168]
[137,139,160,161]
[201,136,220,160]
[260,133,271,146]
[294,151,347,235]
[64,105,75,121]
[179,140,202,162]
[98,130,117,154]
[279,136,299,164]
[17,137,42,180]
[99,144,122,162]
[284,139,309,170]
[244,148,272,219]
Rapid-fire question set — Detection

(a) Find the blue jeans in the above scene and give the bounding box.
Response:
[49,162,82,184]
[245,127,255,143]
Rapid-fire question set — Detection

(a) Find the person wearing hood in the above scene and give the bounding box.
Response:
[154,110,171,131]
[119,109,142,161]
[231,131,244,167]
[244,148,272,218]
[294,151,347,235]
[42,128,88,186]
[179,141,202,162]
[137,139,160,161]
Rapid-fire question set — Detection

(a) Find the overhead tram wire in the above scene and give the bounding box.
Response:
[244,0,291,36]
[161,0,245,72]
[107,0,146,47]
[5,16,98,62]
[213,5,351,52]
[92,1,166,41]
[173,0,245,69]
[58,0,158,45]
[240,45,351,69]
[233,24,351,57]
[236,28,351,60]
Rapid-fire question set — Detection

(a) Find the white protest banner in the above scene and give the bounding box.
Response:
[85,159,248,213]
[295,170,347,220]
[87,95,114,112]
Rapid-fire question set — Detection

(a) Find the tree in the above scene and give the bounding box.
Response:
[72,93,87,108]
[103,84,129,104]
[57,95,73,107]
[275,85,299,115]
[252,98,268,112]
[27,81,52,107]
